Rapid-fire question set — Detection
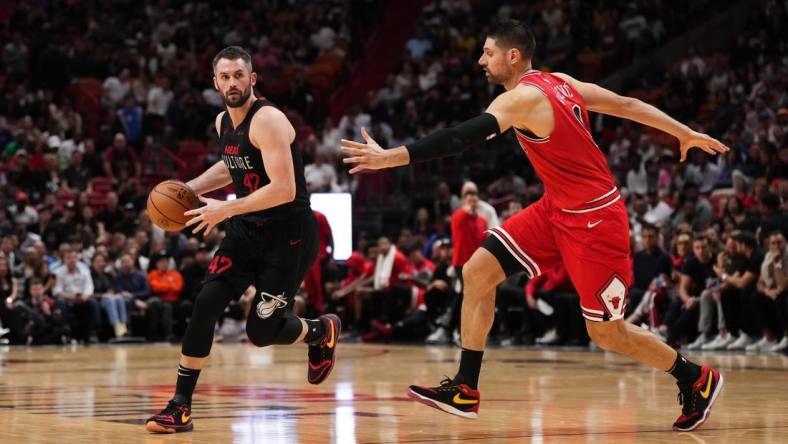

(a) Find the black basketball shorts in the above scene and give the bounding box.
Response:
[204,211,319,318]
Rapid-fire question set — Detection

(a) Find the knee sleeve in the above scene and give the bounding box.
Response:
[181,279,235,358]
[246,311,303,347]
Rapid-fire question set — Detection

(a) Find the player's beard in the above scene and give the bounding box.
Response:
[223,85,252,108]
[483,69,502,85]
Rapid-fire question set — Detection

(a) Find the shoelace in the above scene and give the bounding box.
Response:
[677,384,695,416]
[159,400,188,418]
[436,376,455,391]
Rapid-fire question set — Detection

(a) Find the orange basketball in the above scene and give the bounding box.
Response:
[147,180,201,232]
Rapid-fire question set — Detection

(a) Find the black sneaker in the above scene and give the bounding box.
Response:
[145,400,193,433]
[673,365,724,432]
[307,314,341,384]
[408,378,480,419]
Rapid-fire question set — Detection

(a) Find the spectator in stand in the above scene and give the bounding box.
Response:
[102,68,131,109]
[80,138,104,178]
[433,181,460,221]
[0,257,22,343]
[52,248,100,343]
[116,96,144,147]
[304,154,339,192]
[643,190,674,227]
[757,193,787,242]
[461,181,499,229]
[96,192,123,233]
[29,205,61,253]
[11,191,38,226]
[718,231,763,351]
[665,235,714,345]
[147,251,184,341]
[63,150,91,191]
[365,246,437,342]
[24,277,71,345]
[90,253,127,339]
[757,231,788,352]
[362,237,413,338]
[115,203,141,237]
[441,187,488,341]
[115,254,156,340]
[102,133,141,182]
[671,184,714,232]
[691,236,737,350]
[626,223,672,328]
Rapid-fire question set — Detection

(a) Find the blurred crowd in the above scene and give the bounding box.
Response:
[0,1,786,354]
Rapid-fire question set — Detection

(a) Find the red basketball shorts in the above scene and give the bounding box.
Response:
[485,191,632,322]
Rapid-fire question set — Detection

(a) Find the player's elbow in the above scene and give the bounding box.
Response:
[278,182,296,203]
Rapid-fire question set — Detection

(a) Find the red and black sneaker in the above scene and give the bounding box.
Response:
[307,314,341,385]
[145,400,193,433]
[408,378,480,419]
[673,365,724,432]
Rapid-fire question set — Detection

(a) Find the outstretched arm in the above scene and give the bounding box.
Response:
[340,88,538,174]
[553,72,729,161]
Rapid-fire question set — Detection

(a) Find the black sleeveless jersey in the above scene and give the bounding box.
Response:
[218,98,310,222]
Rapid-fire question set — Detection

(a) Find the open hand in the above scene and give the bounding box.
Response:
[341,127,393,174]
[679,130,729,162]
[184,196,231,236]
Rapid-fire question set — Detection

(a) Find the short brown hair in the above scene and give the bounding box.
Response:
[212,46,253,72]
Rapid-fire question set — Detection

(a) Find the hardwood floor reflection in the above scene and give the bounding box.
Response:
[0,343,786,443]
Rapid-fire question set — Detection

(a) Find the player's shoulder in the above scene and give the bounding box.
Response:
[214,111,225,136]
[251,103,294,132]
[551,72,575,83]
[249,101,295,144]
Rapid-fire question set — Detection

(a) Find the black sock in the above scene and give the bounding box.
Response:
[303,319,325,344]
[454,348,484,390]
[667,352,701,385]
[173,365,201,406]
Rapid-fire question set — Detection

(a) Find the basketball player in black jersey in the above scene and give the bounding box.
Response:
[146,46,341,433]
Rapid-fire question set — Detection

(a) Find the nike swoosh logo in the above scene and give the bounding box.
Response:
[289,239,302,246]
[700,371,713,399]
[181,412,190,423]
[587,220,603,228]
[452,393,479,405]
[326,321,335,348]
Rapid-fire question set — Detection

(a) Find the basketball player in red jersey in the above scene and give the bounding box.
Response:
[342,21,727,432]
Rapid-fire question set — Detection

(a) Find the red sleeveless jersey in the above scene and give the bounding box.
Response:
[513,71,619,212]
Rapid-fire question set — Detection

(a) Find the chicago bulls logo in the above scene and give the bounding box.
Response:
[597,275,627,320]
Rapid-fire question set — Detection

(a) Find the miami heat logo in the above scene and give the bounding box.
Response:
[256,291,287,319]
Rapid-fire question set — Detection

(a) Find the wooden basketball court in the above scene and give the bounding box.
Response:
[0,343,786,443]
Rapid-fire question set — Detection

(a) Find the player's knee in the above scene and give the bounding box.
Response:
[246,325,277,348]
[247,311,303,347]
[586,321,627,352]
[462,256,500,293]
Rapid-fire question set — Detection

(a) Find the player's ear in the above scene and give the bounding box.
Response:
[213,76,219,91]
[509,48,520,65]
[250,72,257,86]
